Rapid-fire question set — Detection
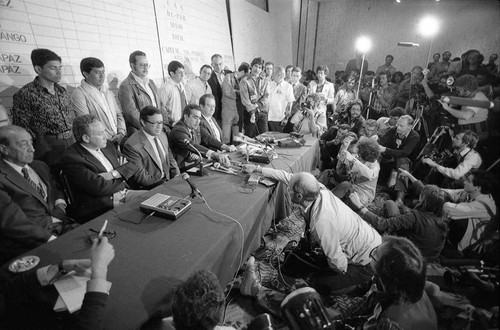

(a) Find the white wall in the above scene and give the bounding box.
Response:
[311,0,500,76]
[229,0,294,68]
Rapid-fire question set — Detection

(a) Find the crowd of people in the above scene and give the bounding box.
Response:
[0,46,499,329]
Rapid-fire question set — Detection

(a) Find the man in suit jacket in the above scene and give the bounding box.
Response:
[118,50,161,135]
[0,125,74,264]
[169,104,230,169]
[199,94,237,152]
[60,115,143,223]
[122,106,180,190]
[208,54,224,126]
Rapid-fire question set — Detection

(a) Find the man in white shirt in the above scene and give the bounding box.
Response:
[118,50,160,135]
[185,64,213,105]
[375,54,397,76]
[70,57,126,144]
[267,66,295,132]
[0,125,76,264]
[158,61,187,126]
[242,165,381,294]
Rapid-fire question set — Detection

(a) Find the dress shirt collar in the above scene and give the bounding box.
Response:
[4,159,29,176]
[458,147,471,157]
[81,79,103,92]
[142,129,159,145]
[131,71,149,86]
[202,114,213,122]
[81,143,100,152]
[398,129,411,140]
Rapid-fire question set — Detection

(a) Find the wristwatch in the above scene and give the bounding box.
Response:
[111,170,119,179]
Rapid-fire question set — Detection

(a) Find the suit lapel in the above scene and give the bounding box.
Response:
[159,133,171,170]
[139,130,162,171]
[0,160,49,208]
[76,144,110,172]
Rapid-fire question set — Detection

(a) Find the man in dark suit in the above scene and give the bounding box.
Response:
[122,106,180,190]
[60,115,144,223]
[378,115,420,204]
[0,125,75,264]
[208,54,224,126]
[169,104,230,169]
[199,94,237,152]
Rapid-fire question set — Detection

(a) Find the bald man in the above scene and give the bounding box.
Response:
[243,165,381,294]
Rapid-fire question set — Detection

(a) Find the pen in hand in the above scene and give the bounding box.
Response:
[98,220,108,239]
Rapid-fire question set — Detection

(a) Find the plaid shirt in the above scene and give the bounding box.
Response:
[371,85,396,115]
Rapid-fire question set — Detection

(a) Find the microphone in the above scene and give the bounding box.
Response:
[397,42,419,48]
[441,96,498,110]
[181,172,202,198]
[183,138,204,174]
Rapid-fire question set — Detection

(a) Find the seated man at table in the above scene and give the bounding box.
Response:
[60,115,145,223]
[0,236,114,330]
[0,125,76,264]
[122,106,180,189]
[199,94,237,152]
[169,104,230,169]
[242,165,381,294]
[378,115,420,204]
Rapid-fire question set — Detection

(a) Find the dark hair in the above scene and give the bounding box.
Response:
[415,185,444,215]
[292,67,302,73]
[140,105,161,122]
[250,57,265,67]
[199,94,215,106]
[389,107,406,117]
[199,64,212,74]
[471,170,496,194]
[172,270,224,330]
[460,130,478,149]
[338,123,351,132]
[454,74,478,91]
[346,99,363,113]
[264,62,274,68]
[357,137,380,163]
[286,64,294,71]
[211,54,222,62]
[238,62,250,73]
[379,70,391,81]
[80,57,104,76]
[316,65,329,75]
[168,61,184,76]
[386,55,394,61]
[31,49,61,68]
[183,104,201,120]
[73,114,99,143]
[129,50,146,64]
[375,236,426,304]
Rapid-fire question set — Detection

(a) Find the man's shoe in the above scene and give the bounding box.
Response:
[240,256,262,297]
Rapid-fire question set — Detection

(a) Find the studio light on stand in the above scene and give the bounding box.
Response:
[355,36,372,97]
[418,15,440,69]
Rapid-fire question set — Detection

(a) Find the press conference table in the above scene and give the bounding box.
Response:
[1,134,319,330]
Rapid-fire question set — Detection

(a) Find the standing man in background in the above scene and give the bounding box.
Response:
[12,49,75,169]
[158,60,187,127]
[240,57,270,137]
[208,54,225,127]
[118,50,161,135]
[185,64,212,105]
[70,57,126,145]
[267,66,294,132]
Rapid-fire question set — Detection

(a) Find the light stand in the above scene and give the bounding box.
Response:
[354,36,372,98]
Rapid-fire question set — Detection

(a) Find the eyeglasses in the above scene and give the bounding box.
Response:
[136,63,151,69]
[369,245,379,263]
[146,120,164,126]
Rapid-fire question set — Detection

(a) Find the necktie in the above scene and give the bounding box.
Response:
[153,137,166,174]
[22,167,46,199]
[205,83,209,93]
[178,85,187,108]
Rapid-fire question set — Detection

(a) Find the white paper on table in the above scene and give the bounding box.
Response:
[53,272,90,314]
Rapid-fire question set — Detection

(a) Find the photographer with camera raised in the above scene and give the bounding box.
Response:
[289,93,327,137]
[437,75,489,140]
[422,130,482,188]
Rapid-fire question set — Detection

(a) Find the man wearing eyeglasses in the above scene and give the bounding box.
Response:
[122,106,180,189]
[119,50,161,135]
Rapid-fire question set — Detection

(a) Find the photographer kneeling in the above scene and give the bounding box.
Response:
[289,93,327,137]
